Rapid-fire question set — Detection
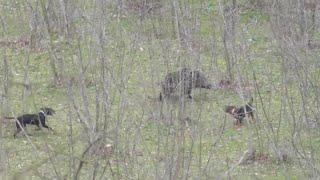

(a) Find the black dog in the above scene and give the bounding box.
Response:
[225,98,254,125]
[4,107,55,138]
[160,68,212,100]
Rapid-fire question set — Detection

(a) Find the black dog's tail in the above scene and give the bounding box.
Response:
[3,116,15,120]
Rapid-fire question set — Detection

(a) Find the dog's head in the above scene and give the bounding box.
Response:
[40,107,55,116]
[225,106,236,115]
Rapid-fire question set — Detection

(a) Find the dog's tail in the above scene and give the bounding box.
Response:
[147,94,162,101]
[3,116,15,120]
[248,97,254,108]
[248,97,253,104]
[246,97,255,111]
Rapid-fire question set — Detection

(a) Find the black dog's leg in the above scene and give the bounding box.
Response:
[159,93,163,101]
[14,129,21,138]
[42,124,54,132]
[187,89,192,99]
[249,112,254,123]
[35,124,42,130]
[14,122,23,138]
[14,122,29,138]
[236,119,241,126]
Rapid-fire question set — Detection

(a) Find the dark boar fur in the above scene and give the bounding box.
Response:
[159,68,212,100]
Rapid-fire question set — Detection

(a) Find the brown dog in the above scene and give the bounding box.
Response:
[225,98,254,126]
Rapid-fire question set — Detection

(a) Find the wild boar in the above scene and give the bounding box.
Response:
[159,68,212,100]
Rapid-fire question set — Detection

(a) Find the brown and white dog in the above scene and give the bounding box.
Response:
[225,98,254,126]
